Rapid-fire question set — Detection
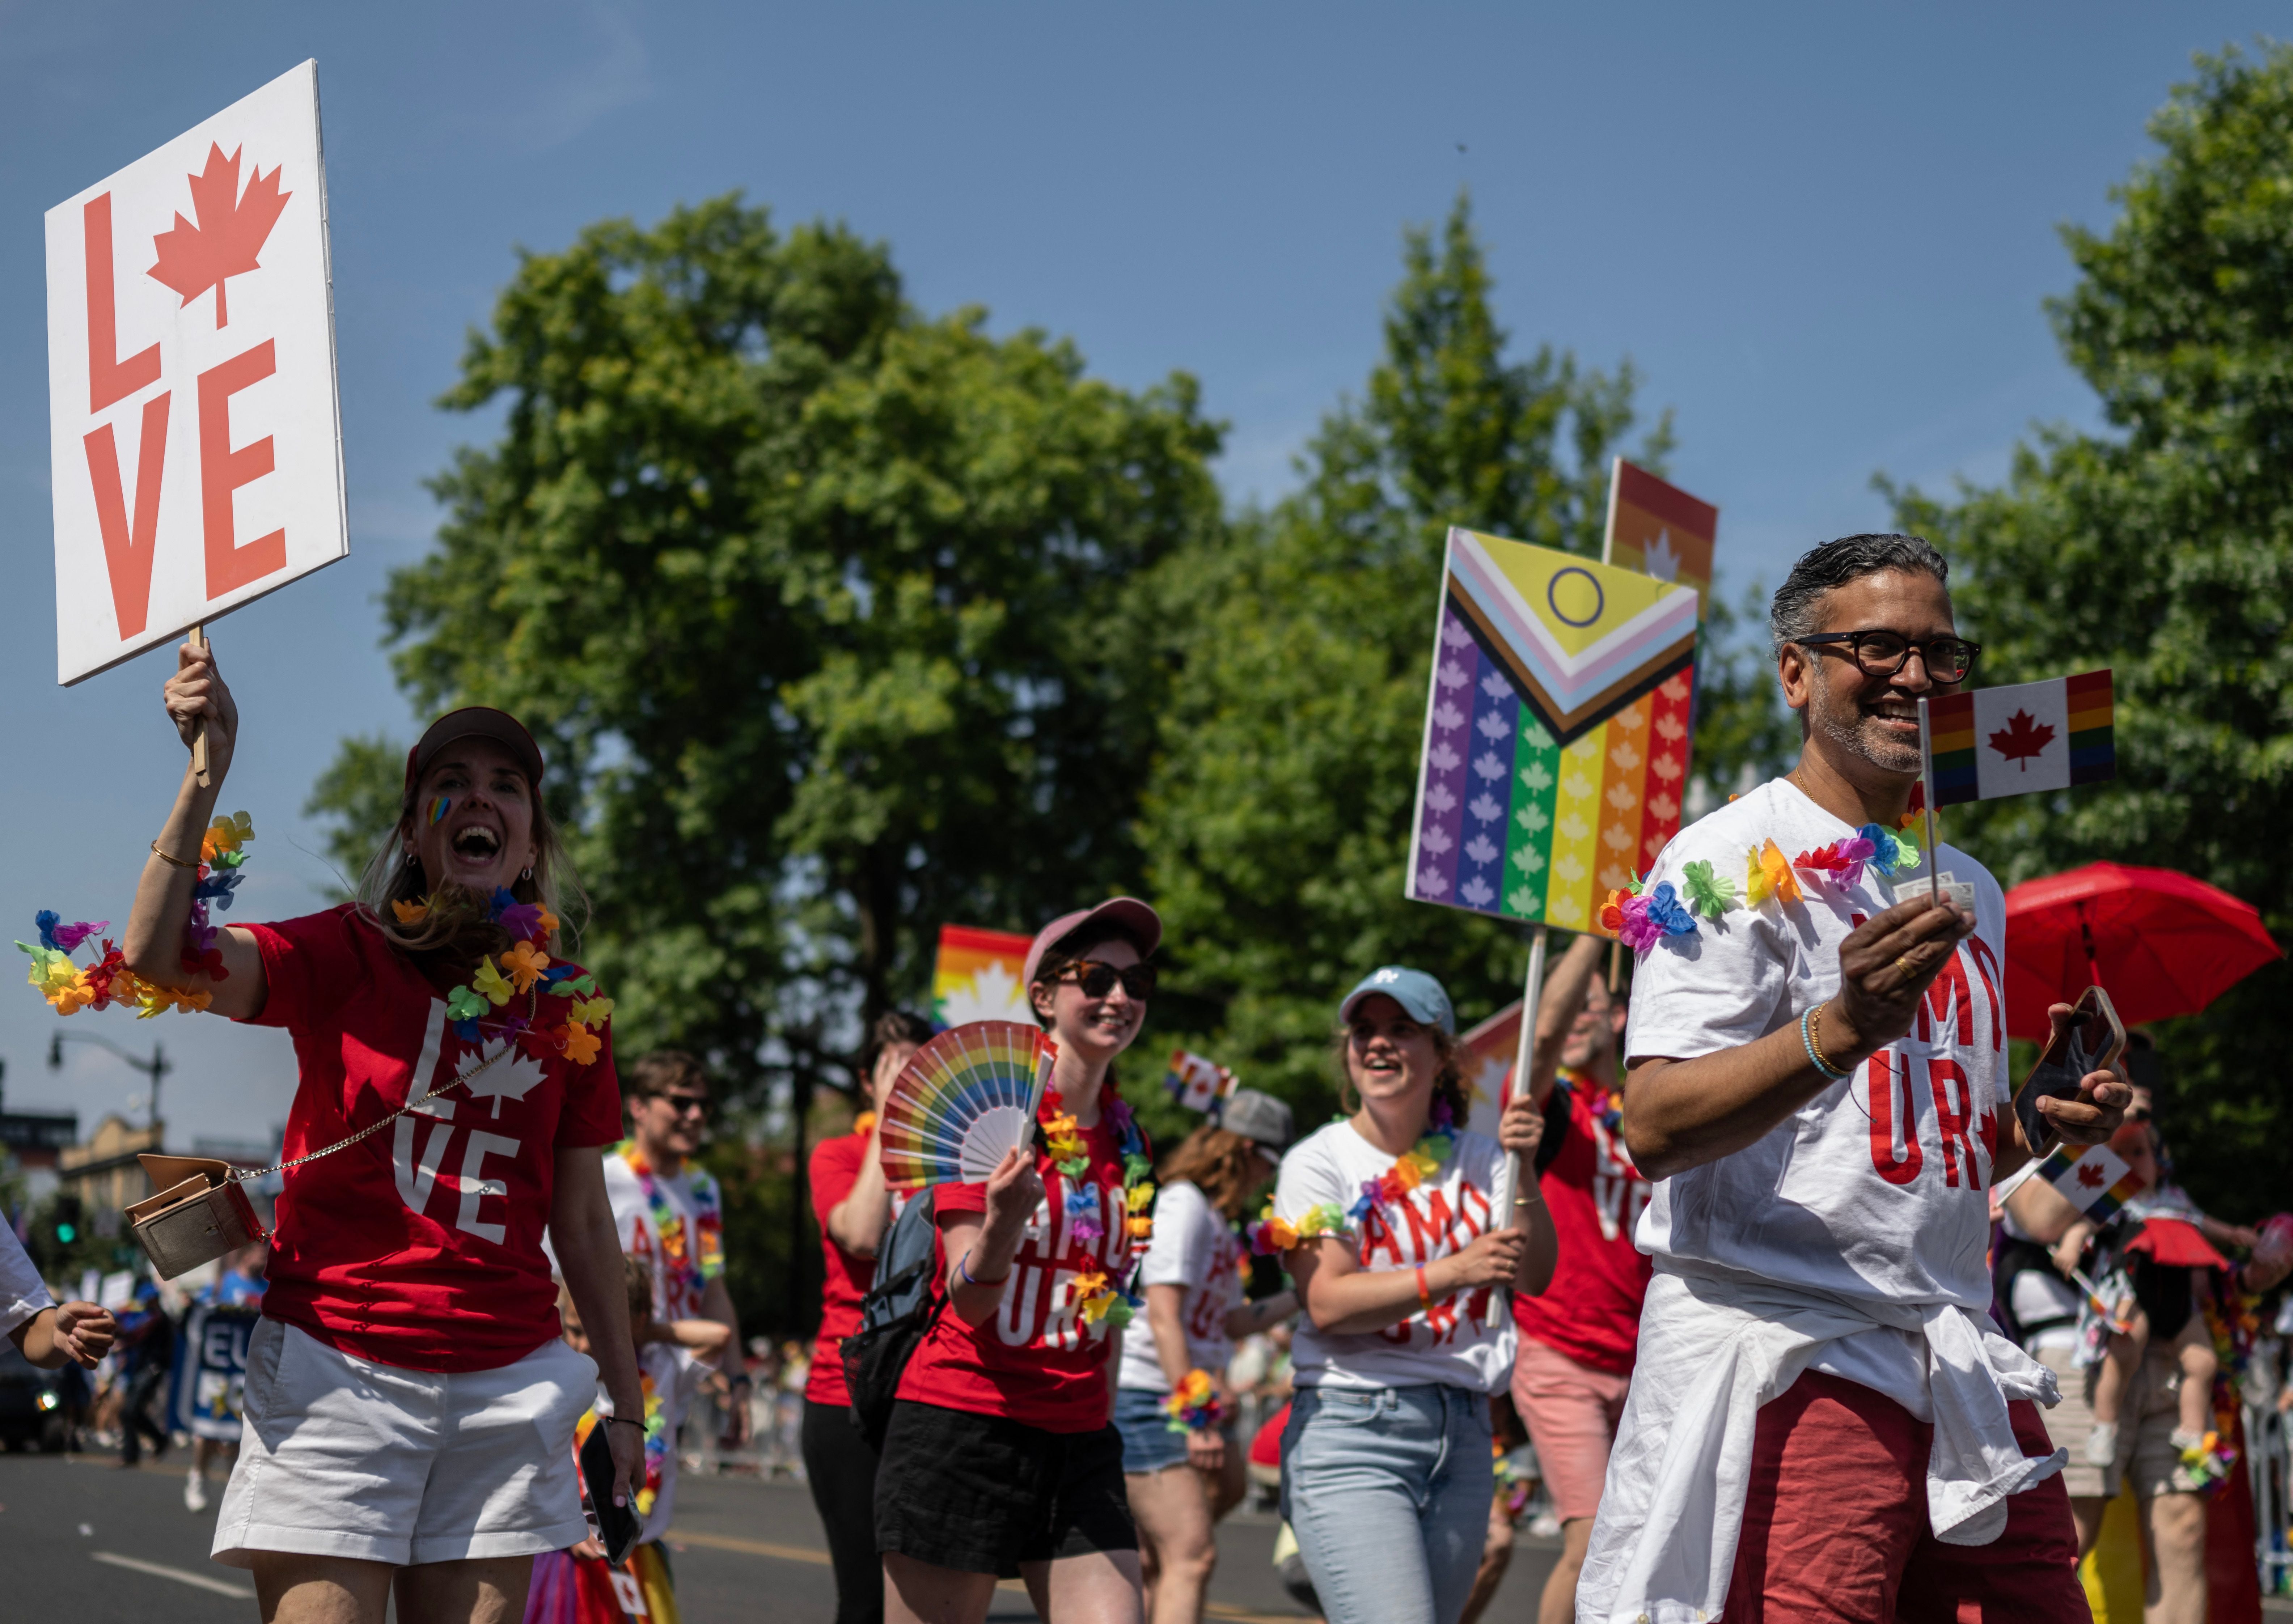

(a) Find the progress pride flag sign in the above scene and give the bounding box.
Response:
[44,60,346,685]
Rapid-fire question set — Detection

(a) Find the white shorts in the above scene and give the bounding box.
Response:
[212,1316,595,1569]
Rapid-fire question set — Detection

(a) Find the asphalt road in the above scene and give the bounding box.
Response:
[0,1448,1561,1623]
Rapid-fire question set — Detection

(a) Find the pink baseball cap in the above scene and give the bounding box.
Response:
[1021,898,1163,987]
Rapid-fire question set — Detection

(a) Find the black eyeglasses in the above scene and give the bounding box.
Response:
[1056,960,1157,1000]
[1795,629,1981,685]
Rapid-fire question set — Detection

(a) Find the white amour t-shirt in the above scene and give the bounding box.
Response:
[1626,778,2010,1403]
[1116,1180,1244,1392]
[1274,1118,1516,1394]
[602,1153,719,1324]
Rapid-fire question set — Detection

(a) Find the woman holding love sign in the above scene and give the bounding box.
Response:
[109,640,643,1624]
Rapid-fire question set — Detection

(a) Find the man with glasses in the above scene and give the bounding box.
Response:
[1578,534,2129,1624]
[605,1050,751,1446]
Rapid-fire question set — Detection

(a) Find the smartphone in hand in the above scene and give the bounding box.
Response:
[579,1420,642,1567]
[2014,984,2127,1158]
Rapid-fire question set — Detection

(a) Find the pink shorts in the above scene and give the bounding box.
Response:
[1510,1336,1631,1523]
[1724,1370,2084,1624]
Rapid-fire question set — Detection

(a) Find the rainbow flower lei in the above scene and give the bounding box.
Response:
[1042,1083,1153,1328]
[1247,1200,1346,1254]
[1161,1367,1227,1434]
[1346,1094,1459,1226]
[1605,822,1922,960]
[17,812,259,1019]
[617,1141,725,1309]
[393,886,614,1062]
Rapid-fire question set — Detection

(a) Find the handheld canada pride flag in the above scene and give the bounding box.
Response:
[930,924,1036,1027]
[1604,458,1718,615]
[44,60,346,685]
[1406,526,1704,932]
[2032,1139,2146,1222]
[1920,670,2115,807]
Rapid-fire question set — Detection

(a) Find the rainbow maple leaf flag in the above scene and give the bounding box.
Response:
[930,924,1035,1027]
[1921,670,2114,808]
[1406,527,1704,931]
[1604,459,1718,615]
[2034,1138,2147,1221]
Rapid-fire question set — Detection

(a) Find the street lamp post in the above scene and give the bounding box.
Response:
[48,1030,172,1140]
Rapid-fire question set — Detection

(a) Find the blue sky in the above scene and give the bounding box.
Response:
[0,2,2274,1146]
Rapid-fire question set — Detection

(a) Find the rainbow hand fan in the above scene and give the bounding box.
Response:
[878,1021,1058,1190]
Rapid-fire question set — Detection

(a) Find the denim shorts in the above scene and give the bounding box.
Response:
[1113,1384,1190,1474]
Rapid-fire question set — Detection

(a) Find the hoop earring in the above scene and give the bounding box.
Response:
[520,866,533,881]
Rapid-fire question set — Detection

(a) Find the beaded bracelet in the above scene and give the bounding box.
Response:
[1800,1004,1851,1081]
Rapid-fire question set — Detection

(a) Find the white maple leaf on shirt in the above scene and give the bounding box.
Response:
[466,1046,549,1120]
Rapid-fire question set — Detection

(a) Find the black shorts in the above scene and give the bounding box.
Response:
[873,1398,1137,1576]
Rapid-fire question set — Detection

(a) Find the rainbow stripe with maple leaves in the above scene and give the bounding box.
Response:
[1408,601,1694,931]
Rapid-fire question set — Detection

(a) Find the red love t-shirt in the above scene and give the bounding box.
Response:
[896,1114,1141,1433]
[1510,1071,1653,1374]
[238,906,623,1373]
[806,1128,880,1408]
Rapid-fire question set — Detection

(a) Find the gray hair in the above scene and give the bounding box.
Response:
[1768,533,1949,656]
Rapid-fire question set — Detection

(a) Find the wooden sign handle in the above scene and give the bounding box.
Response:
[189,624,210,788]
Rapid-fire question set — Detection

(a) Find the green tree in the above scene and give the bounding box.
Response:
[1134,196,1701,1124]
[1890,44,2293,1218]
[333,195,1223,1102]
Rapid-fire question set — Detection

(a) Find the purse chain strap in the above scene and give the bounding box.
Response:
[228,987,539,1184]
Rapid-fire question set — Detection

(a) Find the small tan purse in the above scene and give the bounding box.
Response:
[123,1004,524,1279]
[127,1156,266,1279]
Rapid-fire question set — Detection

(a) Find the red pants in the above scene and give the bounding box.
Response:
[1723,1371,2089,1624]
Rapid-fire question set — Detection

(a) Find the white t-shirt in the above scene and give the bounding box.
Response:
[1625,778,2010,1406]
[0,1228,54,1341]
[1273,1118,1517,1394]
[1116,1180,1244,1392]
[602,1149,723,1324]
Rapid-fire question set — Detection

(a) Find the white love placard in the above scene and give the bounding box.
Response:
[45,59,346,685]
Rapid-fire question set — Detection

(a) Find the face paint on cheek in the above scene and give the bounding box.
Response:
[429,796,452,826]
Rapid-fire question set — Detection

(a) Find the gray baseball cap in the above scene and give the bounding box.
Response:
[1219,1089,1294,1153]
[1338,966,1456,1035]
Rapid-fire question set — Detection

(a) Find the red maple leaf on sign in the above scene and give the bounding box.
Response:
[2076,1161,2106,1189]
[146,143,291,329]
[1987,709,2055,771]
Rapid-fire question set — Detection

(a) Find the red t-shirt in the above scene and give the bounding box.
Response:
[896,1115,1140,1433]
[1511,1071,1652,1374]
[806,1128,878,1408]
[240,906,623,1373]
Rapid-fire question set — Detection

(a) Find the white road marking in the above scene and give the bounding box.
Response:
[92,1551,255,1600]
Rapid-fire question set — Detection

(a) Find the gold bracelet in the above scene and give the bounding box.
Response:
[1809,1003,1843,1076]
[149,839,200,870]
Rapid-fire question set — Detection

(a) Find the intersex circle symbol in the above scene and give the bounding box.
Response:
[1547,567,1604,628]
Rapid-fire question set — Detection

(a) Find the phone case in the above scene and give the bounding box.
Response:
[580,1419,643,1567]
[2013,985,2127,1157]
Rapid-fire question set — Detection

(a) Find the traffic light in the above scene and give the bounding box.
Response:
[51,1193,82,1247]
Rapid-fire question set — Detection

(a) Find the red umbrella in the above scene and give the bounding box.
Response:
[2001,862,2283,1042]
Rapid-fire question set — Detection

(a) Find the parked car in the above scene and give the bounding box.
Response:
[0,1341,73,1453]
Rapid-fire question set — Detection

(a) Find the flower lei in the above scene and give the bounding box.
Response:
[1247,1201,1346,1255]
[617,1141,725,1307]
[1041,1082,1154,1329]
[17,812,259,1019]
[1345,1094,1460,1226]
[394,885,614,1062]
[1604,822,1921,960]
[1161,1367,1227,1434]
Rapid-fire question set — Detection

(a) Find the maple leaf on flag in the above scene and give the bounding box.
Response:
[1988,709,2056,771]
[2076,1161,2106,1190]
[147,144,291,328]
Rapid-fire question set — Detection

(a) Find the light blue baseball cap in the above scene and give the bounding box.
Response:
[1338,966,1455,1034]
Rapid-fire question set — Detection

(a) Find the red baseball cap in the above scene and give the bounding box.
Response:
[403,707,546,793]
[1021,898,1163,987]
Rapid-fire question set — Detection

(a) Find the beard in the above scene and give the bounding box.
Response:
[1806,676,1922,775]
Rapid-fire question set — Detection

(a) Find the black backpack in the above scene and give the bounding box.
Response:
[841,1188,944,1450]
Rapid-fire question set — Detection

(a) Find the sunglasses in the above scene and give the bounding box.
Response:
[1055,960,1157,1000]
[1795,629,1981,685]
[647,1093,712,1119]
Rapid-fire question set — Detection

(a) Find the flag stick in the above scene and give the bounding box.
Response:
[1487,923,1550,1327]
[190,624,210,788]
[1916,696,1939,898]
[1018,1037,1059,1159]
